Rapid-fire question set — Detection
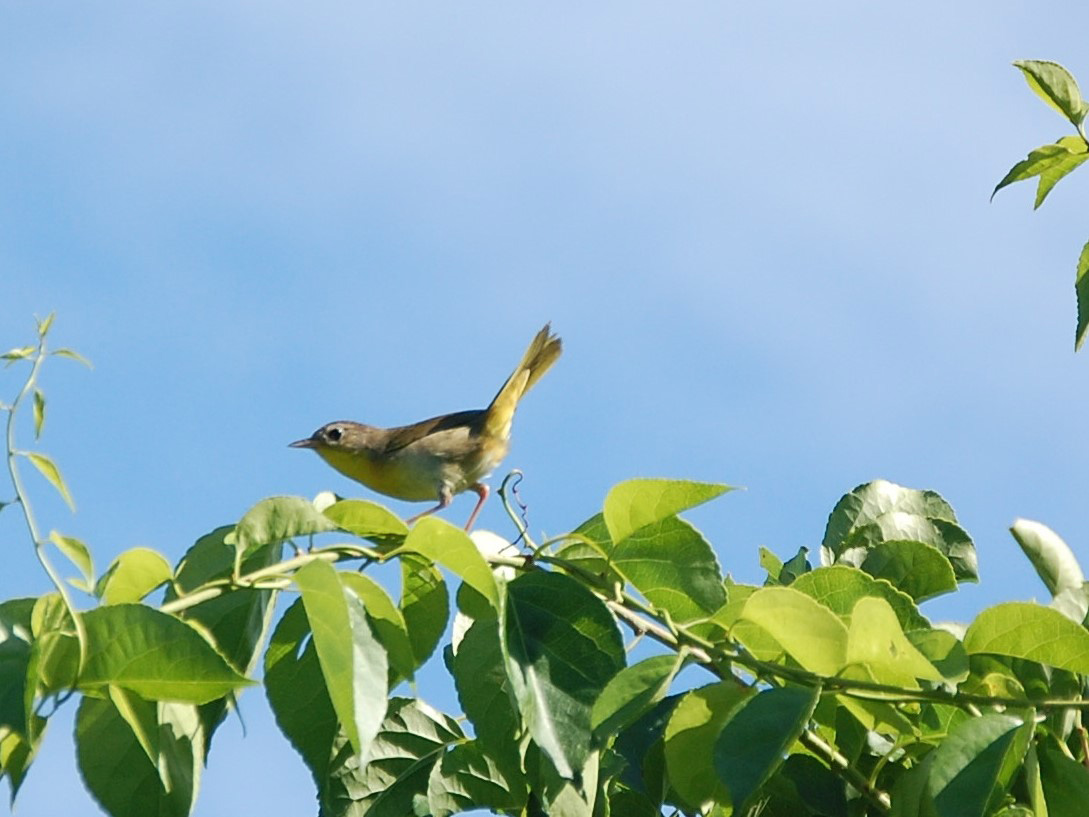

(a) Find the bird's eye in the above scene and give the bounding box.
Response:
[325,426,343,442]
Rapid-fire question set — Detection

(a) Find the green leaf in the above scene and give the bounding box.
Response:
[1012,518,1085,597]
[30,593,79,694]
[1077,239,1089,352]
[234,495,337,560]
[1038,744,1089,817]
[860,539,958,601]
[107,685,160,770]
[451,617,520,765]
[845,597,943,687]
[738,586,848,675]
[791,565,930,630]
[295,559,389,762]
[48,530,94,590]
[76,696,202,817]
[964,602,1089,673]
[927,713,1027,817]
[263,598,338,788]
[992,138,1089,207]
[96,547,173,605]
[1015,60,1088,125]
[321,698,463,817]
[427,740,527,817]
[400,554,448,668]
[609,516,725,622]
[80,604,253,704]
[31,390,44,439]
[713,685,819,815]
[664,682,753,811]
[1,347,34,363]
[614,695,677,809]
[0,726,41,803]
[781,754,849,817]
[603,478,732,543]
[500,571,625,778]
[35,312,55,337]
[325,498,409,544]
[50,347,92,367]
[758,546,784,583]
[339,572,416,685]
[397,516,497,606]
[0,599,35,738]
[907,628,970,683]
[24,452,74,510]
[591,653,685,738]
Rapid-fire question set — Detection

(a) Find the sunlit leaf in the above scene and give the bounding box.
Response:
[80,604,253,703]
[592,653,686,738]
[24,452,74,510]
[295,559,388,761]
[791,565,929,630]
[325,498,408,544]
[1,347,34,363]
[96,547,172,605]
[50,347,93,368]
[992,138,1089,207]
[339,572,416,685]
[664,682,753,811]
[48,531,94,590]
[427,740,527,817]
[1015,59,1088,125]
[860,539,958,601]
[397,516,497,606]
[738,586,848,675]
[35,313,55,337]
[964,602,1089,673]
[1012,518,1086,597]
[845,597,943,687]
[927,713,1028,817]
[603,478,732,544]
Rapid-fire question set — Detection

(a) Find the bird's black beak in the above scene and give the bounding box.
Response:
[289,437,316,449]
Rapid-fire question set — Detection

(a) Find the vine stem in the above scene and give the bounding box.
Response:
[5,335,89,668]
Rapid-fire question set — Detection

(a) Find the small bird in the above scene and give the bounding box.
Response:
[291,324,562,530]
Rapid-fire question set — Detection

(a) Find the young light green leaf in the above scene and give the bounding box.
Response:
[1078,239,1089,352]
[50,347,92,368]
[1011,518,1085,597]
[397,516,497,606]
[31,390,44,439]
[927,713,1027,817]
[609,516,726,622]
[713,686,819,815]
[791,565,930,630]
[500,571,625,778]
[96,547,173,605]
[964,602,1089,673]
[758,546,784,583]
[427,740,528,817]
[992,139,1089,207]
[738,586,848,675]
[591,653,686,738]
[294,559,388,762]
[24,452,74,510]
[664,682,753,811]
[76,696,202,817]
[80,604,253,703]
[324,498,409,544]
[845,597,943,688]
[1015,60,1088,125]
[1,347,34,363]
[339,572,416,685]
[35,313,55,338]
[603,478,733,544]
[234,495,338,560]
[400,554,449,667]
[48,531,94,589]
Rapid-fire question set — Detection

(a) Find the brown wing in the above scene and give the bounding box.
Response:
[379,409,486,455]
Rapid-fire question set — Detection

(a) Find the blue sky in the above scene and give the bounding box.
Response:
[4,3,1089,815]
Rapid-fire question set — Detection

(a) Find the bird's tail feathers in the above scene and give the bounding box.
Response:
[483,323,562,440]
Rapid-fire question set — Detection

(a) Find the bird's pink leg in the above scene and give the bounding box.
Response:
[463,483,490,531]
[406,485,453,525]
